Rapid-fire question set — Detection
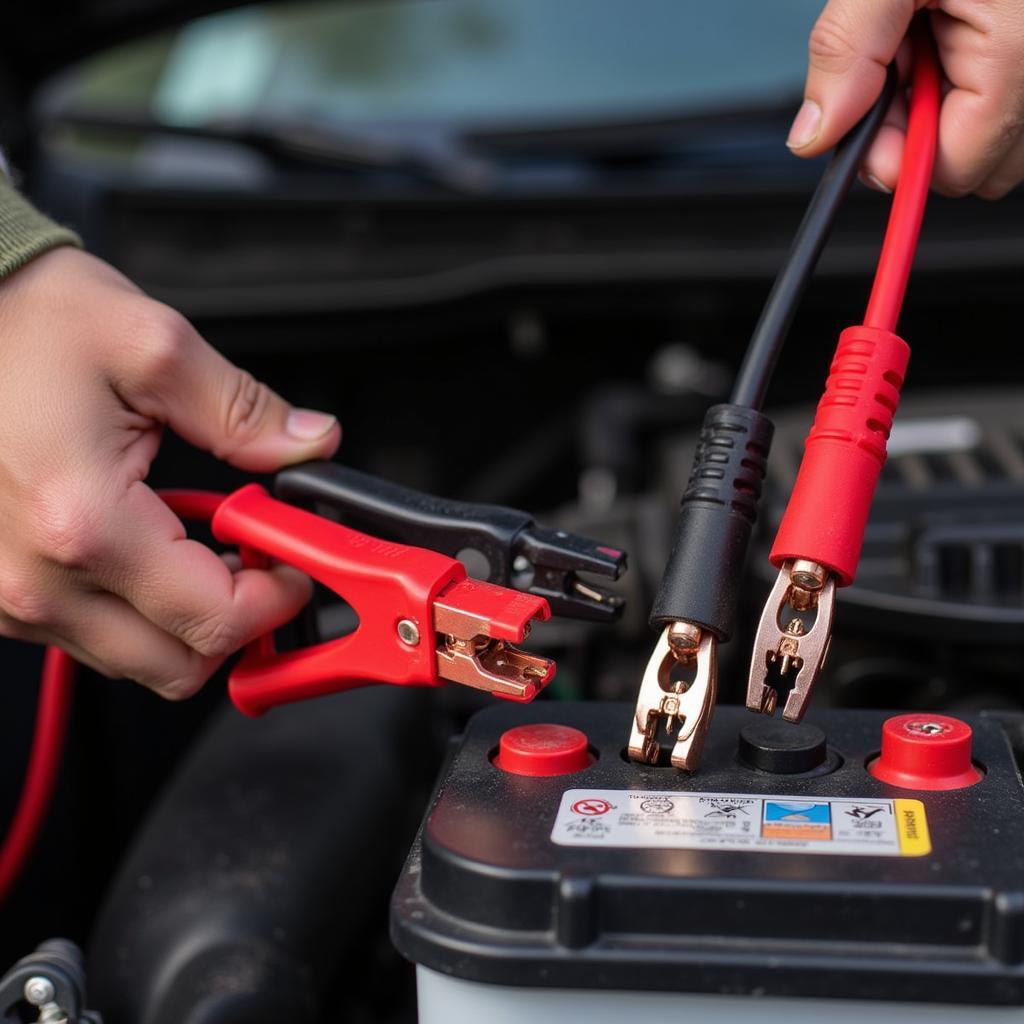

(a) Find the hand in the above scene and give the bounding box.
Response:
[0,247,341,698]
[789,0,1024,198]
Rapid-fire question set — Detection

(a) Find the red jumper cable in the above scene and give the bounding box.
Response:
[746,24,941,722]
[0,649,74,903]
[0,484,555,902]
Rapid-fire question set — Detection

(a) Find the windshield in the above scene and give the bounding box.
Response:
[50,0,823,131]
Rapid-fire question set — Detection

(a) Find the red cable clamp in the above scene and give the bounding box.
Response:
[211,484,554,716]
[748,326,908,721]
[770,19,939,588]
[748,21,939,723]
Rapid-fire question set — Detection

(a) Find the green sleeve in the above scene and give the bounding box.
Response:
[0,178,82,280]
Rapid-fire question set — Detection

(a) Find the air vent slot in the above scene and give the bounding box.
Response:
[915,524,1024,600]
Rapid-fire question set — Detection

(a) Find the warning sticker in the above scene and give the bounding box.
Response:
[551,790,930,857]
[762,800,832,841]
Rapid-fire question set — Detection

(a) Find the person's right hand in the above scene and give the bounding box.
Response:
[789,0,1024,198]
[0,246,341,699]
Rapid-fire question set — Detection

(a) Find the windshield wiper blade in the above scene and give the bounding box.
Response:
[462,98,799,157]
[47,106,495,193]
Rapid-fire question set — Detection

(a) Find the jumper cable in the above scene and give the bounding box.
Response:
[746,23,940,722]
[0,488,551,902]
[0,474,625,902]
[628,62,896,770]
[629,20,939,770]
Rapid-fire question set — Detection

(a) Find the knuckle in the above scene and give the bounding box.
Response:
[177,612,242,659]
[132,303,195,385]
[983,115,1024,180]
[30,489,108,570]
[940,104,1024,198]
[998,120,1024,154]
[116,657,207,700]
[217,371,273,454]
[808,13,858,71]
[934,175,973,199]
[0,608,34,641]
[976,179,1014,200]
[149,670,207,702]
[0,572,53,627]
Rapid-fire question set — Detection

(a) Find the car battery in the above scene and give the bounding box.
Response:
[391,702,1024,1023]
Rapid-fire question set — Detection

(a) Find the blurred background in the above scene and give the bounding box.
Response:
[1,1,1023,1020]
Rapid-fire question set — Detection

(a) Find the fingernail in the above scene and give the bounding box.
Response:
[864,172,893,195]
[286,408,337,441]
[221,552,243,573]
[786,99,822,150]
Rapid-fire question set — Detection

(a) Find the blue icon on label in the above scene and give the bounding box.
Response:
[763,801,831,824]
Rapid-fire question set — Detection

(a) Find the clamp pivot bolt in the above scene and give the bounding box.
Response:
[23,977,56,1006]
[397,619,420,646]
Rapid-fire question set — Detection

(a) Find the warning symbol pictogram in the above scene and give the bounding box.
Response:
[571,798,613,816]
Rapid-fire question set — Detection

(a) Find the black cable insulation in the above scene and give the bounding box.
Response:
[729,64,898,410]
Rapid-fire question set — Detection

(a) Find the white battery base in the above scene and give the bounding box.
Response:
[417,967,1024,1024]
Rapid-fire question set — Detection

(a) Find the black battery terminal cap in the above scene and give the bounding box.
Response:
[738,720,840,776]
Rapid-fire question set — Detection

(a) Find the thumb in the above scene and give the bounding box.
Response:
[788,0,917,157]
[122,305,341,472]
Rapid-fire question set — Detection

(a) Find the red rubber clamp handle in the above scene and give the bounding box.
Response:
[769,325,909,586]
[212,484,464,715]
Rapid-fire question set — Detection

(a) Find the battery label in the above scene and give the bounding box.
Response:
[551,790,930,857]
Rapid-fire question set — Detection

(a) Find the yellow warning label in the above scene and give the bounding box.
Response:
[895,799,931,856]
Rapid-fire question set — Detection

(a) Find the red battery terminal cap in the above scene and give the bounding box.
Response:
[869,714,983,790]
[495,724,592,777]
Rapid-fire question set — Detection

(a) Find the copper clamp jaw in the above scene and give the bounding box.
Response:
[435,634,553,701]
[746,559,835,722]
[432,586,554,701]
[627,622,718,772]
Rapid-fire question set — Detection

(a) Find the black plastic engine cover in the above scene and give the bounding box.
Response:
[90,686,434,1024]
[391,702,1024,1006]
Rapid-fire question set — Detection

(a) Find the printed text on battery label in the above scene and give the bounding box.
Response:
[551,790,931,857]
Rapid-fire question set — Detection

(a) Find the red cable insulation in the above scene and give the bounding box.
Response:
[158,488,227,522]
[0,490,225,904]
[864,24,941,332]
[0,648,75,902]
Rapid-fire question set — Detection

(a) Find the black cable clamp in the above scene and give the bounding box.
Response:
[275,462,627,622]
